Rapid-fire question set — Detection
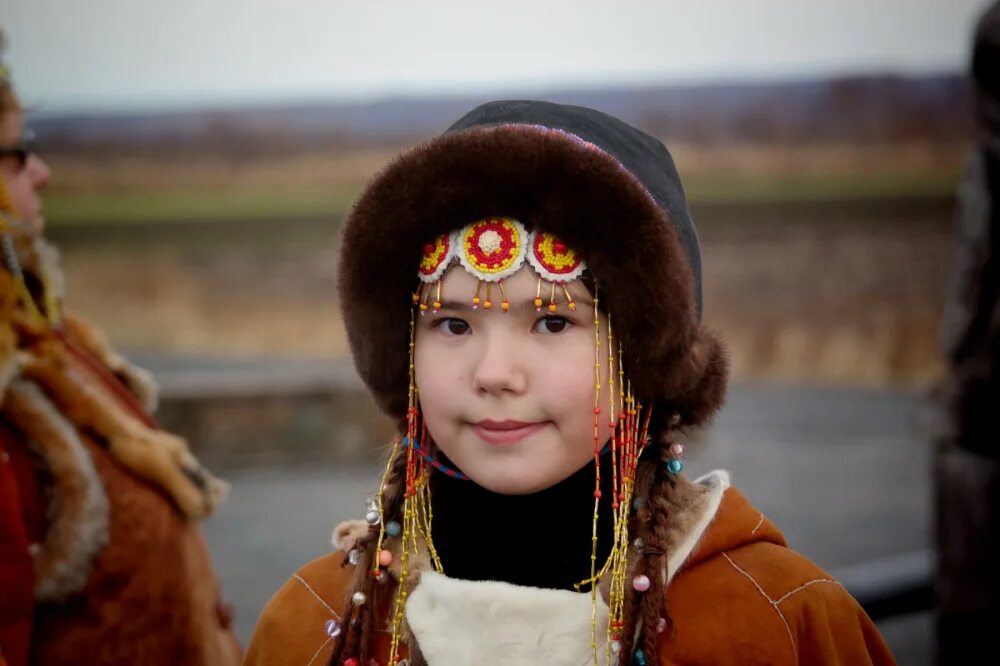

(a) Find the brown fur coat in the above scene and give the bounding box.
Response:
[0,234,238,665]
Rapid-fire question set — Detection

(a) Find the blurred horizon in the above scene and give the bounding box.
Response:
[3,0,988,114]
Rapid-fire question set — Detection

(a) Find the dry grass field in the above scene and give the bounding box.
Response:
[45,140,961,390]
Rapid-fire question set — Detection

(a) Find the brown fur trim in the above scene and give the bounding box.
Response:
[0,352,20,397]
[339,124,727,426]
[331,519,369,551]
[2,379,110,602]
[62,310,160,413]
[21,339,228,520]
[0,271,20,383]
[659,326,730,427]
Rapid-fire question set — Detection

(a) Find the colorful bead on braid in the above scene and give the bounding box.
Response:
[665,441,685,475]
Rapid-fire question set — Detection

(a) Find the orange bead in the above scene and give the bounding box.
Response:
[378,549,393,567]
[548,303,557,312]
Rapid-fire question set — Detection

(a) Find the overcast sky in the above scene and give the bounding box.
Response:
[2,0,991,113]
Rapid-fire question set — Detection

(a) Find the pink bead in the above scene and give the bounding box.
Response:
[669,442,685,458]
[632,574,651,592]
[343,659,360,666]
[378,549,393,567]
[656,617,668,633]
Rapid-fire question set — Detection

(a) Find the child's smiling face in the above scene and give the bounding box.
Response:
[415,264,615,495]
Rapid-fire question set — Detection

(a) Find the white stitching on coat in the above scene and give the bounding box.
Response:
[722,552,797,662]
[774,578,840,605]
[305,636,333,666]
[293,574,340,619]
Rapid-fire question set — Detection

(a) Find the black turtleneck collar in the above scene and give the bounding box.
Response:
[430,451,618,591]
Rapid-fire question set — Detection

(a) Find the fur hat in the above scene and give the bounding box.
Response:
[338,100,728,428]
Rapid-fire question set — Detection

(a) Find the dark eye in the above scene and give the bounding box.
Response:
[436,317,471,336]
[534,315,571,334]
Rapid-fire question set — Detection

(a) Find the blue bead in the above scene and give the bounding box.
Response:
[385,520,402,537]
[634,648,647,665]
[632,497,645,511]
[666,459,683,475]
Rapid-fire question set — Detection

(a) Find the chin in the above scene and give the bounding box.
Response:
[459,455,578,496]
[469,473,551,496]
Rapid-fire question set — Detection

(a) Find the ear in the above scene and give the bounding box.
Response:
[668,327,729,427]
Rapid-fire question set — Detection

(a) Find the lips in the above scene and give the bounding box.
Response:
[473,419,546,445]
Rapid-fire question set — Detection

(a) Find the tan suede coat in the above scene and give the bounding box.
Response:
[246,475,895,665]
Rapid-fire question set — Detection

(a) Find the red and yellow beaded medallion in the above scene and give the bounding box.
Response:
[418,232,455,284]
[527,230,586,283]
[526,230,586,312]
[457,217,527,282]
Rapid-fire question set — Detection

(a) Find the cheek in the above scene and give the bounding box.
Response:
[414,340,466,423]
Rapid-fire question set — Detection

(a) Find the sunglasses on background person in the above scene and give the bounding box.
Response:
[0,130,36,170]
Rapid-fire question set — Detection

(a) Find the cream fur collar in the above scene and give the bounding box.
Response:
[407,571,610,666]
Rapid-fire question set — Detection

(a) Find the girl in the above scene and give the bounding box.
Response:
[246,100,895,665]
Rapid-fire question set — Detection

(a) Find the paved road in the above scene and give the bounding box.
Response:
[200,383,933,661]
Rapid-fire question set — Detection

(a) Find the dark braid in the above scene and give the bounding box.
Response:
[327,436,410,666]
[618,414,679,665]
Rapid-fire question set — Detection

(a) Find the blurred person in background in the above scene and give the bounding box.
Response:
[0,32,240,666]
[936,2,1000,664]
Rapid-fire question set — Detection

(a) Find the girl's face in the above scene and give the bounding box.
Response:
[415,264,614,495]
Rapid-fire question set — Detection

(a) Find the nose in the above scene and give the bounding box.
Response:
[27,154,50,189]
[472,329,527,397]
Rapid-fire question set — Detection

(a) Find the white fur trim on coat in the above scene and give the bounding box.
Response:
[665,469,731,584]
[3,380,110,601]
[406,571,609,666]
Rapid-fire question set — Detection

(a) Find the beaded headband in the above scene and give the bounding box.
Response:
[413,217,586,314]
